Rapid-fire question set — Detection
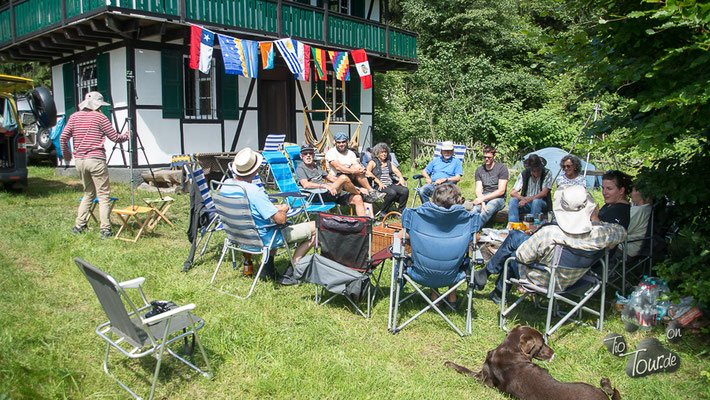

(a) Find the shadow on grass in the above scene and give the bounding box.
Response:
[0,176,82,198]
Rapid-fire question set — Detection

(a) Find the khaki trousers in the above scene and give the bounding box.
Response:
[75,158,112,232]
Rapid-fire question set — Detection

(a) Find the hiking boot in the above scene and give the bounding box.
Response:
[72,226,86,234]
[101,230,113,240]
[473,268,490,291]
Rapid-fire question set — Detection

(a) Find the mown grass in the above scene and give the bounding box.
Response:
[0,165,707,399]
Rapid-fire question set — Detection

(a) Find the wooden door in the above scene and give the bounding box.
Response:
[258,67,294,149]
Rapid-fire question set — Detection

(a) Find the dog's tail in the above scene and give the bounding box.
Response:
[444,361,478,378]
[600,377,621,400]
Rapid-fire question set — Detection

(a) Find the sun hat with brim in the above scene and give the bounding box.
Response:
[78,91,111,111]
[231,148,264,177]
[441,141,454,151]
[553,184,597,234]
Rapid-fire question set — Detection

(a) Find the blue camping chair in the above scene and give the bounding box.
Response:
[389,202,481,336]
[411,142,467,207]
[262,150,338,218]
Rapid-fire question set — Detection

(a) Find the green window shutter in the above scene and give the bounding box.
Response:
[346,78,360,121]
[219,60,239,119]
[161,50,183,119]
[62,62,76,115]
[96,52,111,119]
[351,0,365,18]
[312,78,326,121]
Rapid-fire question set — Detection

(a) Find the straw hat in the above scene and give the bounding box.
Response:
[553,184,597,234]
[441,141,454,151]
[231,148,263,177]
[78,91,110,111]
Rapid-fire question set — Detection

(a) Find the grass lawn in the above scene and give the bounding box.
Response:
[0,165,708,399]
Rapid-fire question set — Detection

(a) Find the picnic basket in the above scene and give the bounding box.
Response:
[371,211,410,255]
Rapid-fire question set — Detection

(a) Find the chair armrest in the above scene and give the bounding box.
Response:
[119,277,145,289]
[302,188,328,194]
[270,191,305,198]
[142,303,196,325]
[413,174,423,180]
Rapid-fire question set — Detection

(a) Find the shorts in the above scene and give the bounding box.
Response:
[320,191,353,206]
[282,222,313,244]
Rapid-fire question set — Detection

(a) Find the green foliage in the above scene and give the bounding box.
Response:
[376,0,595,162]
[0,62,51,88]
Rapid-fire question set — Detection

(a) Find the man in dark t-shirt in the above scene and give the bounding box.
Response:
[295,143,369,217]
[471,145,509,226]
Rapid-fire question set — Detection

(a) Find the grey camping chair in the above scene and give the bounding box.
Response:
[210,181,296,299]
[75,257,211,400]
[499,245,609,342]
[608,206,655,295]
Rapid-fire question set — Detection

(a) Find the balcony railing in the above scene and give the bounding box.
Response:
[0,0,416,60]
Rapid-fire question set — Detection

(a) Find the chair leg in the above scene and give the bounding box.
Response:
[102,337,141,399]
[211,240,229,284]
[148,320,172,400]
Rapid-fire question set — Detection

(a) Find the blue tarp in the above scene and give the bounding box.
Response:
[516,147,601,189]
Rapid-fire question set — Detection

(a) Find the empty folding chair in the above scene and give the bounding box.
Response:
[499,245,609,342]
[210,184,296,299]
[390,203,480,336]
[411,142,467,207]
[293,212,386,318]
[260,134,287,187]
[609,206,655,295]
[75,257,211,400]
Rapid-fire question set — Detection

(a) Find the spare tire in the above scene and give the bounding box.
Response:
[29,87,57,129]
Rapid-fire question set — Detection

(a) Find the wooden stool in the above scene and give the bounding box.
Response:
[111,206,156,242]
[143,196,175,230]
[78,197,118,226]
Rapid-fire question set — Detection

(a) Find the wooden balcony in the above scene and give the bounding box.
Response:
[0,0,417,65]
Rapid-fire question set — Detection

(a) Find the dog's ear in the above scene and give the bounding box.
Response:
[519,333,537,358]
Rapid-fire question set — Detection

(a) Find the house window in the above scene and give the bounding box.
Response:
[329,0,348,14]
[182,57,217,120]
[324,70,347,121]
[76,60,98,101]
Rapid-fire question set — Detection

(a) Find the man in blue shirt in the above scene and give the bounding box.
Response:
[220,148,315,280]
[418,141,463,204]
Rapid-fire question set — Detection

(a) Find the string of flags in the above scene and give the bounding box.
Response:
[189,24,372,89]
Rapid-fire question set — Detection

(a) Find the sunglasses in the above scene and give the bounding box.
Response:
[301,152,315,156]
[483,156,494,160]
[562,164,574,169]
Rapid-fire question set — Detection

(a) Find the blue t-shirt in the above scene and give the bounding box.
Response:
[425,156,463,181]
[220,179,284,249]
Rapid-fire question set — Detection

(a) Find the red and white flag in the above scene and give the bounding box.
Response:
[351,49,371,89]
[189,25,215,74]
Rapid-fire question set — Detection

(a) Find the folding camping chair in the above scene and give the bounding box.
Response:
[144,196,175,230]
[262,150,339,219]
[75,257,211,400]
[188,166,223,257]
[78,196,118,226]
[112,205,157,242]
[410,142,467,207]
[210,183,296,299]
[259,134,287,187]
[389,203,480,336]
[293,212,388,318]
[499,245,609,342]
[609,207,655,295]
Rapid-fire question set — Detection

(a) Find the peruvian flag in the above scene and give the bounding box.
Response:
[351,49,372,89]
[189,25,215,74]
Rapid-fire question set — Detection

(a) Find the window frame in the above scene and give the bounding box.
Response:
[324,70,347,121]
[76,59,98,102]
[182,56,218,120]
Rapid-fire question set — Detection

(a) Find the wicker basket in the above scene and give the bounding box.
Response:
[371,211,410,255]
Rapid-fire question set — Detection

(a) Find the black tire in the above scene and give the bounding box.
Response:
[29,87,57,129]
[37,126,52,149]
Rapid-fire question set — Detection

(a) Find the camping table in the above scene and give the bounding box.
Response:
[144,196,175,230]
[111,206,156,242]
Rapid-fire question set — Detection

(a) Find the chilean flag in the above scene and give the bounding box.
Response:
[190,25,215,74]
[351,49,372,89]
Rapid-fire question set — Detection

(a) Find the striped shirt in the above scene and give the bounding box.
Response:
[515,222,627,291]
[60,111,128,160]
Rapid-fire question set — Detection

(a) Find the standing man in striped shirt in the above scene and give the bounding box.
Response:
[60,91,129,239]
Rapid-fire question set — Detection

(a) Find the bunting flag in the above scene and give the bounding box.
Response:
[328,51,350,81]
[274,38,302,77]
[294,41,311,81]
[312,47,327,81]
[259,42,274,69]
[351,49,372,89]
[189,25,215,74]
[218,35,258,78]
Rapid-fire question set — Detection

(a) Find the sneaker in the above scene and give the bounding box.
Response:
[72,226,86,234]
[100,230,112,240]
[488,290,502,305]
[276,264,298,286]
[473,268,490,291]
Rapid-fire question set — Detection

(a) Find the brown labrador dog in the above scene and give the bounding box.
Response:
[445,325,620,400]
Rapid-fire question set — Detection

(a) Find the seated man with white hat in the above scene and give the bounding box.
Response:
[221,148,315,282]
[473,184,627,304]
[418,141,463,204]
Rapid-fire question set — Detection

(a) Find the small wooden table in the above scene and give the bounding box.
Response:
[144,196,175,230]
[112,206,156,242]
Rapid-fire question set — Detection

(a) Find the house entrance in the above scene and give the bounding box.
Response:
[258,67,294,149]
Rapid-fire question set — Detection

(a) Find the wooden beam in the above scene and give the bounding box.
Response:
[105,15,140,39]
[40,37,80,52]
[28,43,65,57]
[69,26,111,43]
[79,23,116,40]
[137,22,167,40]
[11,48,53,62]
[51,33,87,51]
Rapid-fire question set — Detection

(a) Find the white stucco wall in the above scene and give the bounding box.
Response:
[134,49,162,106]
[109,48,127,108]
[51,65,65,115]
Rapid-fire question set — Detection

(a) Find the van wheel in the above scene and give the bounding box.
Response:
[30,87,57,129]
[37,127,52,149]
